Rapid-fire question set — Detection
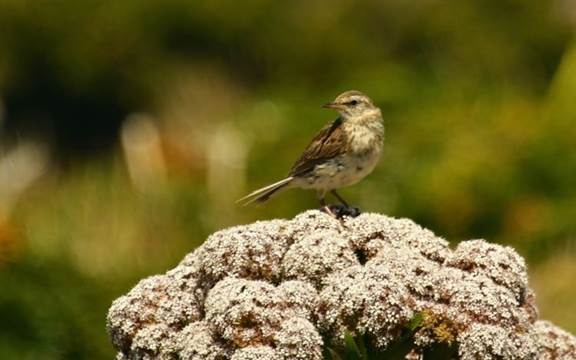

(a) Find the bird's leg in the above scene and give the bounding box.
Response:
[331,190,361,217]
[331,190,350,208]
[318,191,337,217]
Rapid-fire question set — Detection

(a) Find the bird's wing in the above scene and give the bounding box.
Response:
[289,117,347,177]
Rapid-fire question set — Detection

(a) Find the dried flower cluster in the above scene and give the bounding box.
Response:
[107,210,576,359]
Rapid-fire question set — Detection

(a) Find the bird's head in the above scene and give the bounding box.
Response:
[322,90,377,118]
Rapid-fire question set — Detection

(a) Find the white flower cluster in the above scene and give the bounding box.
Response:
[107,210,576,359]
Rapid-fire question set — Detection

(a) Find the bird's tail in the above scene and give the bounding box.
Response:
[236,177,294,206]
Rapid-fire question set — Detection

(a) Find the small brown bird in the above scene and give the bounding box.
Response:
[238,90,384,214]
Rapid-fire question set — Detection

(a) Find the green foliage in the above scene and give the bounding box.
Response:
[0,258,116,359]
[325,313,458,359]
[407,312,425,332]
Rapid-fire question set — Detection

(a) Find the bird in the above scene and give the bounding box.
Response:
[237,90,384,215]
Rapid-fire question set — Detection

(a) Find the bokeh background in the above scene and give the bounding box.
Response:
[0,0,575,358]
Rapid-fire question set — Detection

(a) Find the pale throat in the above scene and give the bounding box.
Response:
[343,109,384,154]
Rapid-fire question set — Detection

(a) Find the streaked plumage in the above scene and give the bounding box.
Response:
[238,90,384,212]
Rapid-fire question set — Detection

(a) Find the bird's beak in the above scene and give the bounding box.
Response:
[322,102,341,110]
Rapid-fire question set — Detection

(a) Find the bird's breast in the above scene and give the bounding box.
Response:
[345,121,384,155]
[295,118,384,191]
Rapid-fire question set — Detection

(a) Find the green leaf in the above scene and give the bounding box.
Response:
[407,312,425,332]
[344,331,363,360]
[356,335,368,360]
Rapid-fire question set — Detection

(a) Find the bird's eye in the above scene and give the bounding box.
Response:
[349,100,358,106]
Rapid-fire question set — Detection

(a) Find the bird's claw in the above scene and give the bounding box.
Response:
[321,204,361,218]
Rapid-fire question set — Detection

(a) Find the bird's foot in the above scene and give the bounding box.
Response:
[321,204,361,218]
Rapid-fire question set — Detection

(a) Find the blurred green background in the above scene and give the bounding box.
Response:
[0,0,575,358]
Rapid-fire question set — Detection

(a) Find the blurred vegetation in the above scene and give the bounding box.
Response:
[0,0,575,358]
